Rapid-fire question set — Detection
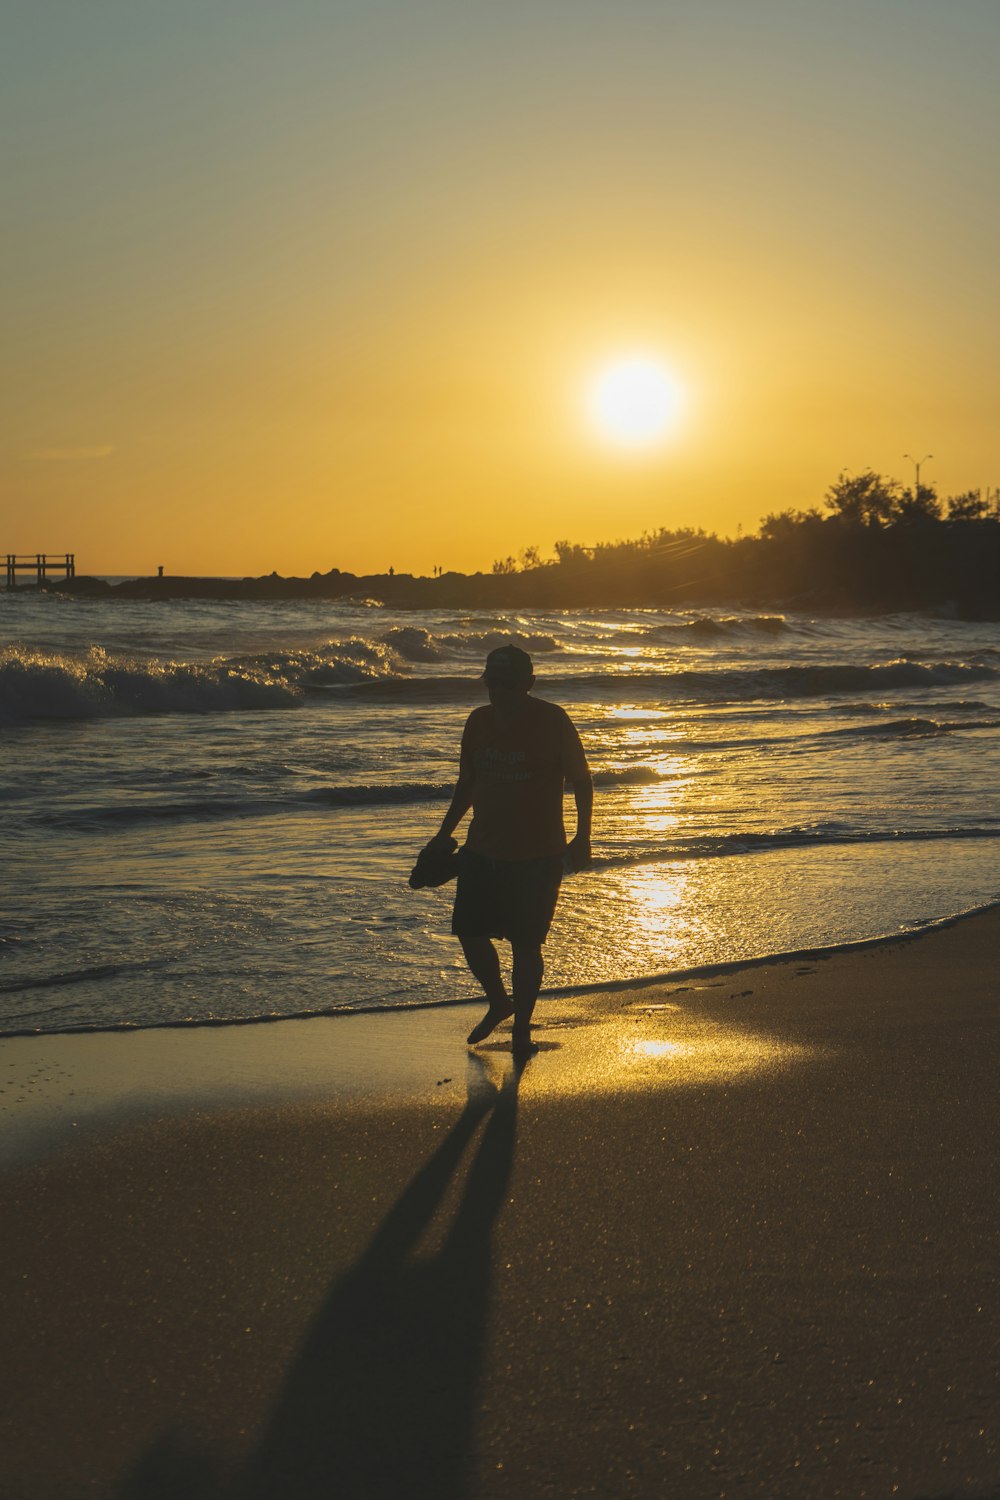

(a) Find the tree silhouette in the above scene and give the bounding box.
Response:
[824,470,899,527]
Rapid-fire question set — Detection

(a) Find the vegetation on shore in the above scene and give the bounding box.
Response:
[59,472,1000,616]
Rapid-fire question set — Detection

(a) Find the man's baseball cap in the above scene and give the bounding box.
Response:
[482,645,533,682]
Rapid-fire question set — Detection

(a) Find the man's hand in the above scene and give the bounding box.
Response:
[565,833,592,873]
[428,830,457,850]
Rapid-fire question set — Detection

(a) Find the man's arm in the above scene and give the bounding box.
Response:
[561,710,593,870]
[432,767,475,845]
[428,716,476,846]
[566,773,593,870]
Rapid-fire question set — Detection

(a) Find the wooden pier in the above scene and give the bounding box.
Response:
[5,553,76,589]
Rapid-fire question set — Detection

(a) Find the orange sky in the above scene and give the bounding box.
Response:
[4,2,999,576]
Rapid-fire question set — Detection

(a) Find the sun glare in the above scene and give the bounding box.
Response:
[587,355,682,449]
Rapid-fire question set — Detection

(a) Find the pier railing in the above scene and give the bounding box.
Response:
[5,554,76,589]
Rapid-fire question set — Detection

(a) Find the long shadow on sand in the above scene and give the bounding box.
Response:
[121,1053,523,1500]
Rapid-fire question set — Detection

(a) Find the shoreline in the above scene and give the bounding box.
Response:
[4,894,998,1044]
[3,904,999,1497]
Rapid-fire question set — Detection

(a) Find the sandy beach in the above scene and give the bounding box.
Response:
[2,908,998,1500]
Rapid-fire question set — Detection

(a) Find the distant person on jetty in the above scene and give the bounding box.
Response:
[426,645,593,1057]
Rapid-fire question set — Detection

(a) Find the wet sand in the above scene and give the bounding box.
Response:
[1,908,998,1499]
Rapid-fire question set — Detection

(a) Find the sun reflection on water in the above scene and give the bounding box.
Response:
[555,703,768,989]
[605,706,671,719]
[611,861,703,973]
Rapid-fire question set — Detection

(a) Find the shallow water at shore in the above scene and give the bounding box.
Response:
[2,597,999,1034]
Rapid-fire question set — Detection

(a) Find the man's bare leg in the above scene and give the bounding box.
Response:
[510,941,544,1056]
[462,935,514,1044]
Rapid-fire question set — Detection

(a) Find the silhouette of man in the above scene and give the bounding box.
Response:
[428,645,593,1057]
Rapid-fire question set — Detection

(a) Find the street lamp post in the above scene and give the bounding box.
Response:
[903,452,933,502]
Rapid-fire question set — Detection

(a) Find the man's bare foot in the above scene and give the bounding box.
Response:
[467,1001,514,1045]
[511,1027,539,1062]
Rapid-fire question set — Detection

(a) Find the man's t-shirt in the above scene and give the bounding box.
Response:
[460,696,590,861]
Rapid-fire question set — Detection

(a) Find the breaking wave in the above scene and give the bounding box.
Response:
[382,626,559,662]
[654,613,790,640]
[4,634,998,732]
[348,658,1000,705]
[593,822,1000,870]
[0,640,399,724]
[819,716,1000,742]
[34,769,677,829]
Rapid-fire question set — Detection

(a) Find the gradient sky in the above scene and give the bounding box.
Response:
[4,0,999,576]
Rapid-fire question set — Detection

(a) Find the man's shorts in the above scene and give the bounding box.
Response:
[451,849,563,947]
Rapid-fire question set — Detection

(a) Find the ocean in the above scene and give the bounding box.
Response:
[2,593,999,1036]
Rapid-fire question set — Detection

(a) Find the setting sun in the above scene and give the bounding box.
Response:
[587,356,683,449]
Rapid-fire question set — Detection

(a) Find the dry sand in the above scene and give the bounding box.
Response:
[1,908,998,1499]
